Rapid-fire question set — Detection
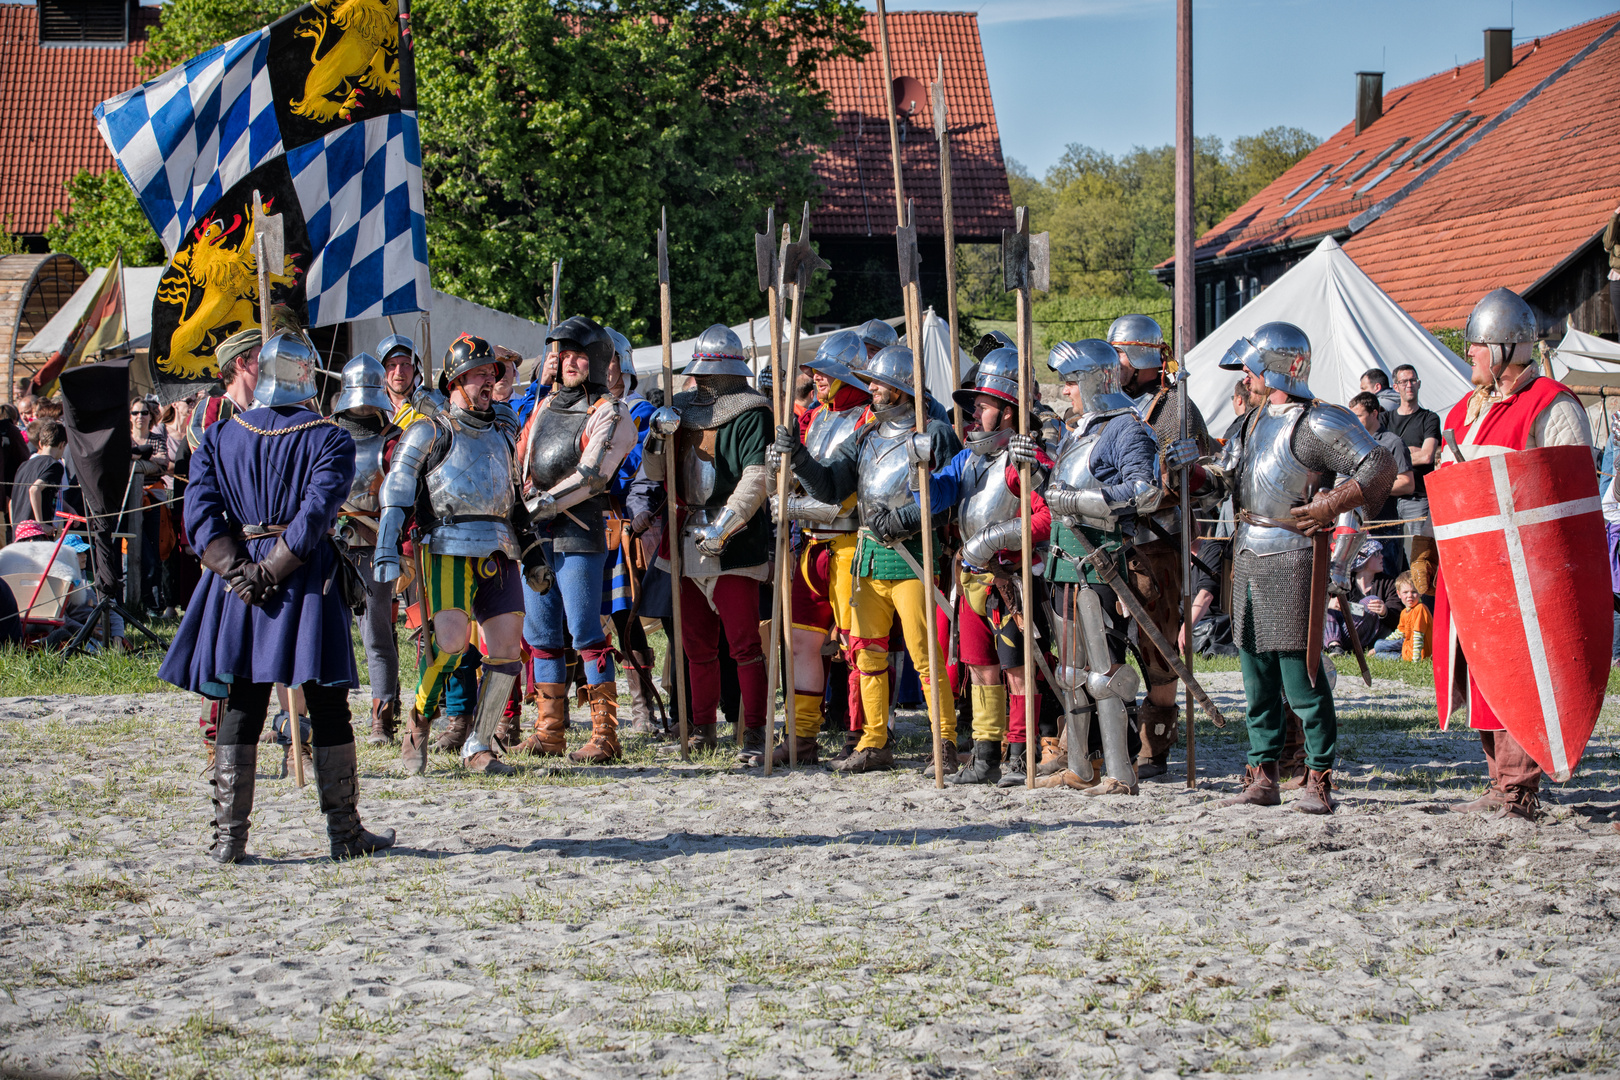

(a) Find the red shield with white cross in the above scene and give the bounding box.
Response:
[1427,445,1608,781]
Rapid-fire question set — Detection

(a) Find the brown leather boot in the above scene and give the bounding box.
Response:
[1293,768,1335,814]
[514,683,568,757]
[1035,735,1065,778]
[832,729,861,762]
[367,699,399,747]
[625,650,661,734]
[433,714,471,753]
[494,708,522,753]
[1135,703,1179,778]
[915,740,960,776]
[400,706,432,775]
[772,733,820,767]
[832,742,894,773]
[1219,763,1281,807]
[687,723,719,752]
[1497,785,1541,822]
[1450,783,1505,813]
[569,683,622,763]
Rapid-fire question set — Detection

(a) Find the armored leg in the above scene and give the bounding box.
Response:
[1077,585,1138,791]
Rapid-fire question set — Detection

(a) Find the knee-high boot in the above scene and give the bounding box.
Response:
[314,743,397,859]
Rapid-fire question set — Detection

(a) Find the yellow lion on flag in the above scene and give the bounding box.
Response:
[291,0,401,123]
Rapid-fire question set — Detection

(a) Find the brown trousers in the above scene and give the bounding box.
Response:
[1481,728,1542,793]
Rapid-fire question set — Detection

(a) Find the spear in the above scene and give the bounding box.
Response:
[932,57,964,440]
[658,210,690,761]
[757,209,785,774]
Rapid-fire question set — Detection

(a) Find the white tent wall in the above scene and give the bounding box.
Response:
[350,291,550,365]
[1183,237,1472,436]
[20,266,168,356]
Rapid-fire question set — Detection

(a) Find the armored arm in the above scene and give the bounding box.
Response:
[1288,405,1396,536]
[532,398,631,521]
[642,405,681,481]
[786,494,848,525]
[373,419,437,581]
[788,428,858,506]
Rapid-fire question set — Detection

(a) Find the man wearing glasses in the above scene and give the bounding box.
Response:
[1384,365,1441,594]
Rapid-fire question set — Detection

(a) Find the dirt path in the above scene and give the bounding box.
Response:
[0,674,1616,1078]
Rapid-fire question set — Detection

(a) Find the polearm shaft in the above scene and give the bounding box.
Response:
[1175,0,1198,789]
[757,212,784,775]
[933,56,964,441]
[658,210,690,761]
[1013,209,1036,789]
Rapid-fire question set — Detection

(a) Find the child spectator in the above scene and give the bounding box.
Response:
[1375,571,1433,660]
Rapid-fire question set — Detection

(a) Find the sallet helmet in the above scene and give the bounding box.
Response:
[802,329,866,388]
[683,323,753,378]
[952,345,1019,411]
[857,319,900,355]
[252,332,319,408]
[1057,339,1138,418]
[1107,314,1166,370]
[334,352,392,416]
[1465,287,1539,374]
[1245,321,1313,399]
[973,330,1015,361]
[603,326,636,392]
[443,333,499,386]
[546,315,615,386]
[855,345,916,398]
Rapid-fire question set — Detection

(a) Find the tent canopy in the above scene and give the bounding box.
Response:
[1551,326,1620,378]
[20,266,167,355]
[1183,237,1472,435]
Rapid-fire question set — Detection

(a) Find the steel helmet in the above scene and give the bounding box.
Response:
[684,323,752,378]
[1058,339,1138,419]
[334,352,392,416]
[952,345,1019,410]
[803,329,866,387]
[855,344,916,398]
[546,315,614,385]
[441,333,500,387]
[1107,314,1167,370]
[1217,335,1262,374]
[603,326,636,392]
[251,332,319,408]
[1244,321,1313,399]
[1465,287,1539,373]
[856,318,900,356]
[973,330,1015,361]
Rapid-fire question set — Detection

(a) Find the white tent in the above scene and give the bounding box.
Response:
[1183,237,1472,435]
[20,266,168,356]
[1550,326,1620,378]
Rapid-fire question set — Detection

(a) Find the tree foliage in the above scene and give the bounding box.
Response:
[138,0,301,74]
[45,169,167,268]
[958,126,1320,318]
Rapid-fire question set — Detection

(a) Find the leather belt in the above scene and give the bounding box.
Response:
[1237,509,1305,534]
[242,523,289,538]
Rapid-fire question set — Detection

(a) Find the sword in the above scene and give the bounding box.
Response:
[878,531,954,624]
[1066,526,1227,727]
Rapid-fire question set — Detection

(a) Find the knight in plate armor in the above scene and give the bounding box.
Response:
[774,345,963,773]
[331,352,404,749]
[776,330,871,766]
[919,347,1054,785]
[510,316,637,764]
[160,331,394,863]
[1205,322,1395,813]
[1037,340,1163,795]
[1107,313,1212,777]
[373,333,550,777]
[643,324,776,763]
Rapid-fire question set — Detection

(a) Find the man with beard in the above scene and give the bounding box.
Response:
[330,353,404,746]
[510,317,636,763]
[774,346,962,773]
[1434,288,1592,822]
[160,333,394,862]
[374,334,550,776]
[1206,323,1395,814]
[644,325,775,762]
[777,330,871,765]
[1107,314,1212,778]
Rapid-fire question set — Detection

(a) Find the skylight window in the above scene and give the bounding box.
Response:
[1344,138,1408,185]
[1412,116,1482,166]
[1283,181,1331,219]
[1282,167,1328,203]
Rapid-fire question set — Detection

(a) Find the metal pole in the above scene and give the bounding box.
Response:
[933,56,963,440]
[1175,0,1198,789]
[658,210,690,761]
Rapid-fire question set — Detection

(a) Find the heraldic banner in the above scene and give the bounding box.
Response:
[93,0,429,402]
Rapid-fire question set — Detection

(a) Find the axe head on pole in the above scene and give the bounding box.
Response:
[251,190,285,283]
[755,206,777,293]
[896,199,921,289]
[1001,207,1050,294]
[657,207,669,287]
[782,201,829,287]
[931,55,947,142]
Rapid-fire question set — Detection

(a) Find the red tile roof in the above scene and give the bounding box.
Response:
[0,3,156,236]
[1173,10,1620,327]
[812,11,1013,240]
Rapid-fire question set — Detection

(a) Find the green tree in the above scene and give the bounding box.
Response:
[1228,125,1321,206]
[138,0,300,74]
[45,169,166,268]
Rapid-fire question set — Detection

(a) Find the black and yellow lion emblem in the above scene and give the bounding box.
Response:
[290,0,400,123]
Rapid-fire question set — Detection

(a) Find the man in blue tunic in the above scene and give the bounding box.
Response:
[161,333,395,864]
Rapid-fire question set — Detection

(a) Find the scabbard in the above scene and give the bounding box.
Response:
[1306,530,1329,686]
[1340,589,1374,687]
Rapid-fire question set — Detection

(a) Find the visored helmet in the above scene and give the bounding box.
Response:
[952,345,1019,411]
[857,318,900,355]
[1218,336,1262,373]
[684,323,752,378]
[546,315,614,386]
[604,326,636,393]
[443,333,499,386]
[1107,314,1167,370]
[334,352,392,416]
[973,330,1015,361]
[855,344,916,398]
[1246,321,1312,398]
[252,332,319,408]
[1059,339,1137,419]
[803,329,866,387]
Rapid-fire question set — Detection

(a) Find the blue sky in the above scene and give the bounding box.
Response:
[879,0,1620,177]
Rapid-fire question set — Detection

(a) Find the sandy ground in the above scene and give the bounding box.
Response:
[0,671,1617,1079]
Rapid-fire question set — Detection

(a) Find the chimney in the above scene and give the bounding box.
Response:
[1355,72,1383,134]
[1484,27,1514,89]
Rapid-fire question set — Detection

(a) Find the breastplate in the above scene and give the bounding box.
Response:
[804,404,862,463]
[960,451,1020,539]
[1235,403,1318,557]
[1048,431,1116,532]
[424,413,518,558]
[346,429,388,513]
[526,398,590,491]
[679,431,719,510]
[856,421,916,525]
